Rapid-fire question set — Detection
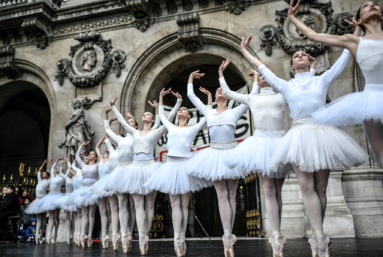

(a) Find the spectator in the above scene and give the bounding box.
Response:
[19,198,33,226]
[19,190,33,207]
[0,187,7,208]
[26,218,37,243]
[0,186,20,234]
[14,224,27,243]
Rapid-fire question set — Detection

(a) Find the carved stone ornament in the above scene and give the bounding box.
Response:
[0,46,22,80]
[259,0,354,57]
[176,12,203,52]
[223,0,251,15]
[124,0,153,32]
[21,17,52,50]
[55,31,126,88]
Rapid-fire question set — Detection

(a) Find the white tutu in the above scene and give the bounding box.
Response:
[103,163,131,193]
[90,174,115,198]
[112,159,162,195]
[184,140,248,181]
[64,189,80,207]
[53,194,77,212]
[25,198,45,214]
[268,117,369,173]
[37,193,64,212]
[144,157,213,194]
[312,84,383,127]
[72,185,99,207]
[225,130,292,179]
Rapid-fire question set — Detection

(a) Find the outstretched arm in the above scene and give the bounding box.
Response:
[187,71,208,115]
[320,49,352,87]
[148,100,161,129]
[109,96,137,135]
[287,0,360,54]
[95,136,105,161]
[166,92,183,123]
[76,143,88,168]
[241,35,264,68]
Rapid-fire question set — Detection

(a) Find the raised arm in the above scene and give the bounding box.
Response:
[51,157,63,178]
[95,136,105,161]
[104,138,116,154]
[158,106,176,130]
[37,160,47,182]
[147,100,161,129]
[166,93,183,123]
[320,49,352,87]
[257,65,288,95]
[71,162,82,173]
[76,143,88,168]
[110,106,137,135]
[241,35,264,68]
[187,71,208,114]
[287,0,361,55]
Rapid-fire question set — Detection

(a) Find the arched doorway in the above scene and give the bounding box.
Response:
[121,29,261,238]
[0,68,55,199]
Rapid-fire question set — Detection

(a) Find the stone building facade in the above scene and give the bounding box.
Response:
[1,0,382,241]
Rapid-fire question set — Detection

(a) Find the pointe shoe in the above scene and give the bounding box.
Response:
[122,233,128,253]
[102,235,109,249]
[269,236,287,257]
[80,235,85,248]
[113,234,120,251]
[127,234,133,252]
[139,236,149,255]
[35,234,40,245]
[180,238,187,256]
[175,242,183,257]
[308,237,319,257]
[68,235,73,245]
[222,234,237,257]
[88,238,93,247]
[318,237,332,257]
[47,234,54,244]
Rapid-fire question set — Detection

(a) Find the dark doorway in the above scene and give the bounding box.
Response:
[0,83,51,195]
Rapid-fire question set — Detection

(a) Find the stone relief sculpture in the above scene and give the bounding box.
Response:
[55,30,126,88]
[59,99,95,162]
[259,0,354,57]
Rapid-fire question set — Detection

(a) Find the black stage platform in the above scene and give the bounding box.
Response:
[1,238,382,257]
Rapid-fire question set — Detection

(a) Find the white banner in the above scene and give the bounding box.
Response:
[155,86,253,162]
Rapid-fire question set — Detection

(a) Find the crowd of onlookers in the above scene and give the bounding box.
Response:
[0,186,41,243]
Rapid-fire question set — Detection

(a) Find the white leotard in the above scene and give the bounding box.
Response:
[356,38,383,85]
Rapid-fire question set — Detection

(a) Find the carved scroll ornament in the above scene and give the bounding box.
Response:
[0,46,22,79]
[55,31,126,88]
[259,0,355,57]
[176,12,203,52]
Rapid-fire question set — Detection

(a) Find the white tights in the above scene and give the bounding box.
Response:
[64,211,75,240]
[73,211,78,240]
[364,120,383,167]
[117,193,129,235]
[81,205,96,241]
[132,191,157,247]
[170,193,190,249]
[213,179,238,251]
[47,209,60,238]
[36,212,46,236]
[293,165,331,255]
[259,175,285,253]
[108,195,120,241]
[76,208,82,240]
[98,197,111,239]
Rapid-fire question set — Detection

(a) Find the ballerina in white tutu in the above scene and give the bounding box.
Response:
[53,158,77,244]
[144,88,214,256]
[25,159,50,244]
[288,0,383,167]
[185,69,258,257]
[74,142,100,247]
[108,91,182,254]
[241,18,368,256]
[37,157,65,244]
[100,105,160,252]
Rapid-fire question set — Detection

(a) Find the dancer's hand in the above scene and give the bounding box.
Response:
[307,54,317,70]
[344,17,362,36]
[241,35,252,51]
[110,96,118,106]
[159,88,172,97]
[171,91,182,99]
[189,70,205,79]
[109,117,117,125]
[58,157,64,161]
[126,112,135,120]
[219,58,231,73]
[64,158,69,163]
[288,0,301,18]
[104,133,109,140]
[148,100,158,109]
[247,70,259,82]
[199,87,211,96]
[81,141,90,147]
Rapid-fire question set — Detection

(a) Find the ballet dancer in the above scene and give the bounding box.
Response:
[288,0,383,167]
[53,158,77,244]
[74,143,100,247]
[25,160,50,244]
[37,157,65,244]
[93,136,112,248]
[185,69,259,257]
[107,90,182,254]
[240,21,368,256]
[144,88,214,256]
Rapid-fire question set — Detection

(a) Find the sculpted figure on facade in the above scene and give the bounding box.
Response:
[59,99,94,162]
[81,50,97,72]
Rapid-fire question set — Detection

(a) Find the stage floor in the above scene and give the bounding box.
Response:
[1,238,382,257]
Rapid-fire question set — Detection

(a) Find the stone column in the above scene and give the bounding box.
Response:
[342,168,383,237]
